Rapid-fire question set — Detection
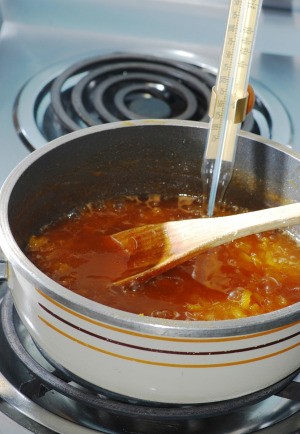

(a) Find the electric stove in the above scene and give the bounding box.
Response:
[0,1,299,432]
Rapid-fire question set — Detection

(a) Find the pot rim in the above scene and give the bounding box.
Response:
[1,119,300,338]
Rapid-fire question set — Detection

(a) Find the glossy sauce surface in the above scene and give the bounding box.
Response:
[26,195,300,320]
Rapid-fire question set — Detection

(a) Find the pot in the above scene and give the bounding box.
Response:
[0,119,299,405]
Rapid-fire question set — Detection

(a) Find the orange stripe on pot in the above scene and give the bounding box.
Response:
[38,315,300,368]
[36,288,300,343]
[39,302,300,355]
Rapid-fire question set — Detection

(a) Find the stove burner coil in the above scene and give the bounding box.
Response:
[50,54,214,132]
[1,291,299,422]
[14,52,293,151]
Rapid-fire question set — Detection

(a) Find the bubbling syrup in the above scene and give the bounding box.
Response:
[26,195,300,320]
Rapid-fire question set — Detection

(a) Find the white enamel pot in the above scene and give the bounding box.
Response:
[0,120,299,404]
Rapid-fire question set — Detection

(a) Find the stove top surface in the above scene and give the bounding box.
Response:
[1,0,300,187]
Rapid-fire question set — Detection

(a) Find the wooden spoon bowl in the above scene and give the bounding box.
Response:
[111,202,300,286]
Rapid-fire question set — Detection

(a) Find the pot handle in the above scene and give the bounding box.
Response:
[0,247,8,282]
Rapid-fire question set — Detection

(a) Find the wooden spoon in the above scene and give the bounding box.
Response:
[111,203,300,286]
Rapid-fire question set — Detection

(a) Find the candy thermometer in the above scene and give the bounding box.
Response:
[202,0,263,216]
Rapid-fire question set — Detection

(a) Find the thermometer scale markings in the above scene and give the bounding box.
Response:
[203,0,262,215]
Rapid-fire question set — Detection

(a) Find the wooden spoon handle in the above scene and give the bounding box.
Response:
[164,202,300,258]
[210,202,300,239]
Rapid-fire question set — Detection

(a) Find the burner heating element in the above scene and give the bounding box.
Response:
[51,54,213,129]
[13,53,292,150]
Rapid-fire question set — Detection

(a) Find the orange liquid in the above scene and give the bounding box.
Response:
[26,195,300,320]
